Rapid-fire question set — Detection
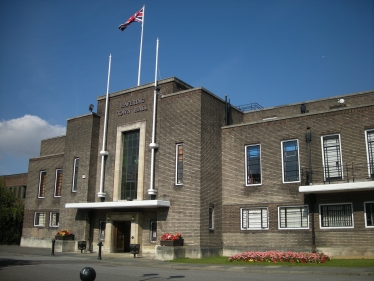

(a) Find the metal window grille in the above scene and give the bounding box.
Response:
[279,206,308,228]
[320,204,353,227]
[323,135,342,180]
[49,212,59,227]
[241,208,268,229]
[34,212,46,226]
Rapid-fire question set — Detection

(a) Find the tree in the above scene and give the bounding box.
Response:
[0,178,24,244]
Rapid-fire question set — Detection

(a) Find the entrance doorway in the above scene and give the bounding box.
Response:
[114,221,131,252]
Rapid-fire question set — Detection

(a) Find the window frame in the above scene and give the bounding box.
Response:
[54,169,63,197]
[34,212,46,227]
[278,205,309,230]
[49,212,59,227]
[241,207,269,230]
[281,139,301,183]
[319,203,354,229]
[150,221,157,243]
[321,134,343,181]
[175,143,184,185]
[365,129,374,179]
[364,201,374,228]
[245,144,262,186]
[72,157,79,192]
[209,206,215,230]
[38,171,46,198]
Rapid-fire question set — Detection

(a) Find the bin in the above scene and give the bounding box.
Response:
[129,244,140,258]
[78,241,87,253]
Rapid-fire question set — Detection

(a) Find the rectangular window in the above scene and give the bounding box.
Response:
[209,206,214,230]
[320,203,353,228]
[364,202,374,228]
[54,169,63,197]
[38,171,46,198]
[150,221,157,243]
[72,158,79,192]
[175,143,184,185]
[241,207,268,230]
[49,212,59,227]
[278,205,308,229]
[121,130,140,200]
[245,144,261,185]
[322,134,343,181]
[282,140,300,183]
[100,221,106,239]
[34,212,46,227]
[365,130,374,179]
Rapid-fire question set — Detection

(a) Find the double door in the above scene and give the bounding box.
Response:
[114,221,131,253]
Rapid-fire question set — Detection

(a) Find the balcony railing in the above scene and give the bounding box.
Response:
[301,163,374,186]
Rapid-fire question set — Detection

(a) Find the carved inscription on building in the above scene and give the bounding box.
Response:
[117,98,148,116]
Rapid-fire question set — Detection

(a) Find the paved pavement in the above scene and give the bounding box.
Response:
[0,245,373,277]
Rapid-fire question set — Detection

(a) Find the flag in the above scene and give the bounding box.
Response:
[119,7,144,31]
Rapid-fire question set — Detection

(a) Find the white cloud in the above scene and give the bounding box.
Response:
[0,115,66,158]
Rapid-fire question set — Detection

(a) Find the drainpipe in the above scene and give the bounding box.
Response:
[148,38,159,200]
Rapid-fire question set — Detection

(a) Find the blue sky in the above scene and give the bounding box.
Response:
[0,0,373,175]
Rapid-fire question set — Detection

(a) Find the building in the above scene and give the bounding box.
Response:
[1,173,27,202]
[21,77,374,258]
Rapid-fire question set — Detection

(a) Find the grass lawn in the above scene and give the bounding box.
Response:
[170,256,374,267]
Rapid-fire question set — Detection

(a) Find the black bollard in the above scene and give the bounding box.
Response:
[51,239,55,256]
[97,241,102,260]
[80,267,96,281]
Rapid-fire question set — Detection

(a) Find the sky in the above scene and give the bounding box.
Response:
[0,0,373,175]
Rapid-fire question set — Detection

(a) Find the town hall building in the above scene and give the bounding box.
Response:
[20,77,374,258]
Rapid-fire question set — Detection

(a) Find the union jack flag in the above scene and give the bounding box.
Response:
[119,7,144,31]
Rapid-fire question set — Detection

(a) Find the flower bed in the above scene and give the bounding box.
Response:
[228,251,331,264]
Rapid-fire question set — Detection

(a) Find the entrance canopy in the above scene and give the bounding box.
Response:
[65,200,170,209]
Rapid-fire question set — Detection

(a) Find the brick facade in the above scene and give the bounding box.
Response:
[20,77,374,258]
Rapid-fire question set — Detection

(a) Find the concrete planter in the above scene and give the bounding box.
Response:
[55,234,75,241]
[160,239,184,246]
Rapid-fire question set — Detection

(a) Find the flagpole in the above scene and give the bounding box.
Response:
[137,5,145,86]
[98,54,112,198]
[148,38,159,199]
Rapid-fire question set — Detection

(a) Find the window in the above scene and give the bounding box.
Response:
[100,221,106,239]
[245,144,261,185]
[365,130,374,179]
[175,143,184,185]
[321,134,343,180]
[34,212,46,227]
[72,158,79,192]
[121,130,140,200]
[278,205,308,229]
[320,203,353,228]
[38,171,46,198]
[49,212,59,227]
[364,202,374,228]
[150,221,157,243]
[54,169,63,197]
[209,206,214,230]
[281,140,300,183]
[241,207,268,230]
